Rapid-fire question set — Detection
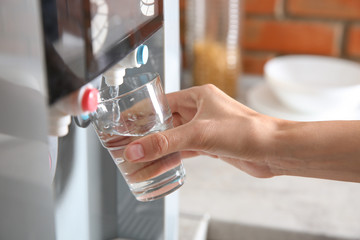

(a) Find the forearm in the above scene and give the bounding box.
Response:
[267,119,360,182]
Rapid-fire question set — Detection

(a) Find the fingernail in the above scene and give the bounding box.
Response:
[125,144,144,161]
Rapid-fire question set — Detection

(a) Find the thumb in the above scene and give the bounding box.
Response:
[124,124,197,162]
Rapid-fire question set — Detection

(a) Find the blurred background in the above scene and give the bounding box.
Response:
[180,0,360,91]
[176,0,360,239]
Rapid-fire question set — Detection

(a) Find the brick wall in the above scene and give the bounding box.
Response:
[180,0,360,75]
[242,0,360,74]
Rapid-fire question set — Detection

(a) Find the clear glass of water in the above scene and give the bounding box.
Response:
[90,72,186,201]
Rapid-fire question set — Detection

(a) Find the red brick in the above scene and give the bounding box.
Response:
[346,25,360,57]
[242,53,276,74]
[244,0,278,15]
[180,0,186,9]
[287,0,360,20]
[242,19,342,56]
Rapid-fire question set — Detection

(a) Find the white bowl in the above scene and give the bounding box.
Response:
[246,82,360,121]
[264,55,360,113]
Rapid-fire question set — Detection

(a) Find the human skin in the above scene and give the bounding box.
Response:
[123,84,360,182]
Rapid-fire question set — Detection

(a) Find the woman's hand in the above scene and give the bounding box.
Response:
[124,84,280,178]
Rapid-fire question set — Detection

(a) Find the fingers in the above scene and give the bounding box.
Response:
[124,85,222,162]
[124,123,198,162]
[165,87,195,113]
[180,151,200,159]
[166,88,199,125]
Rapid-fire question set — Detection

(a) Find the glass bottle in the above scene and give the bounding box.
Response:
[184,0,242,98]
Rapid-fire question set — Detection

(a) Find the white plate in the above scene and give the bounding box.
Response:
[246,82,360,121]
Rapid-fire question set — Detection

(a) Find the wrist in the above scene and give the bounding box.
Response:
[265,120,360,182]
[256,116,298,177]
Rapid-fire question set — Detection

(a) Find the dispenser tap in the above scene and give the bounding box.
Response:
[104,45,149,86]
[48,84,99,136]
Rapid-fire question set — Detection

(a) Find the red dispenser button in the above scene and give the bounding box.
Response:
[81,88,99,112]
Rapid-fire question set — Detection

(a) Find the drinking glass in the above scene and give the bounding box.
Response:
[90,72,185,201]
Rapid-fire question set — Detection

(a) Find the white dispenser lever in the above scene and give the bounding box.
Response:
[104,45,149,86]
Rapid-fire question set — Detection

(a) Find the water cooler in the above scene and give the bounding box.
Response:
[0,0,181,239]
